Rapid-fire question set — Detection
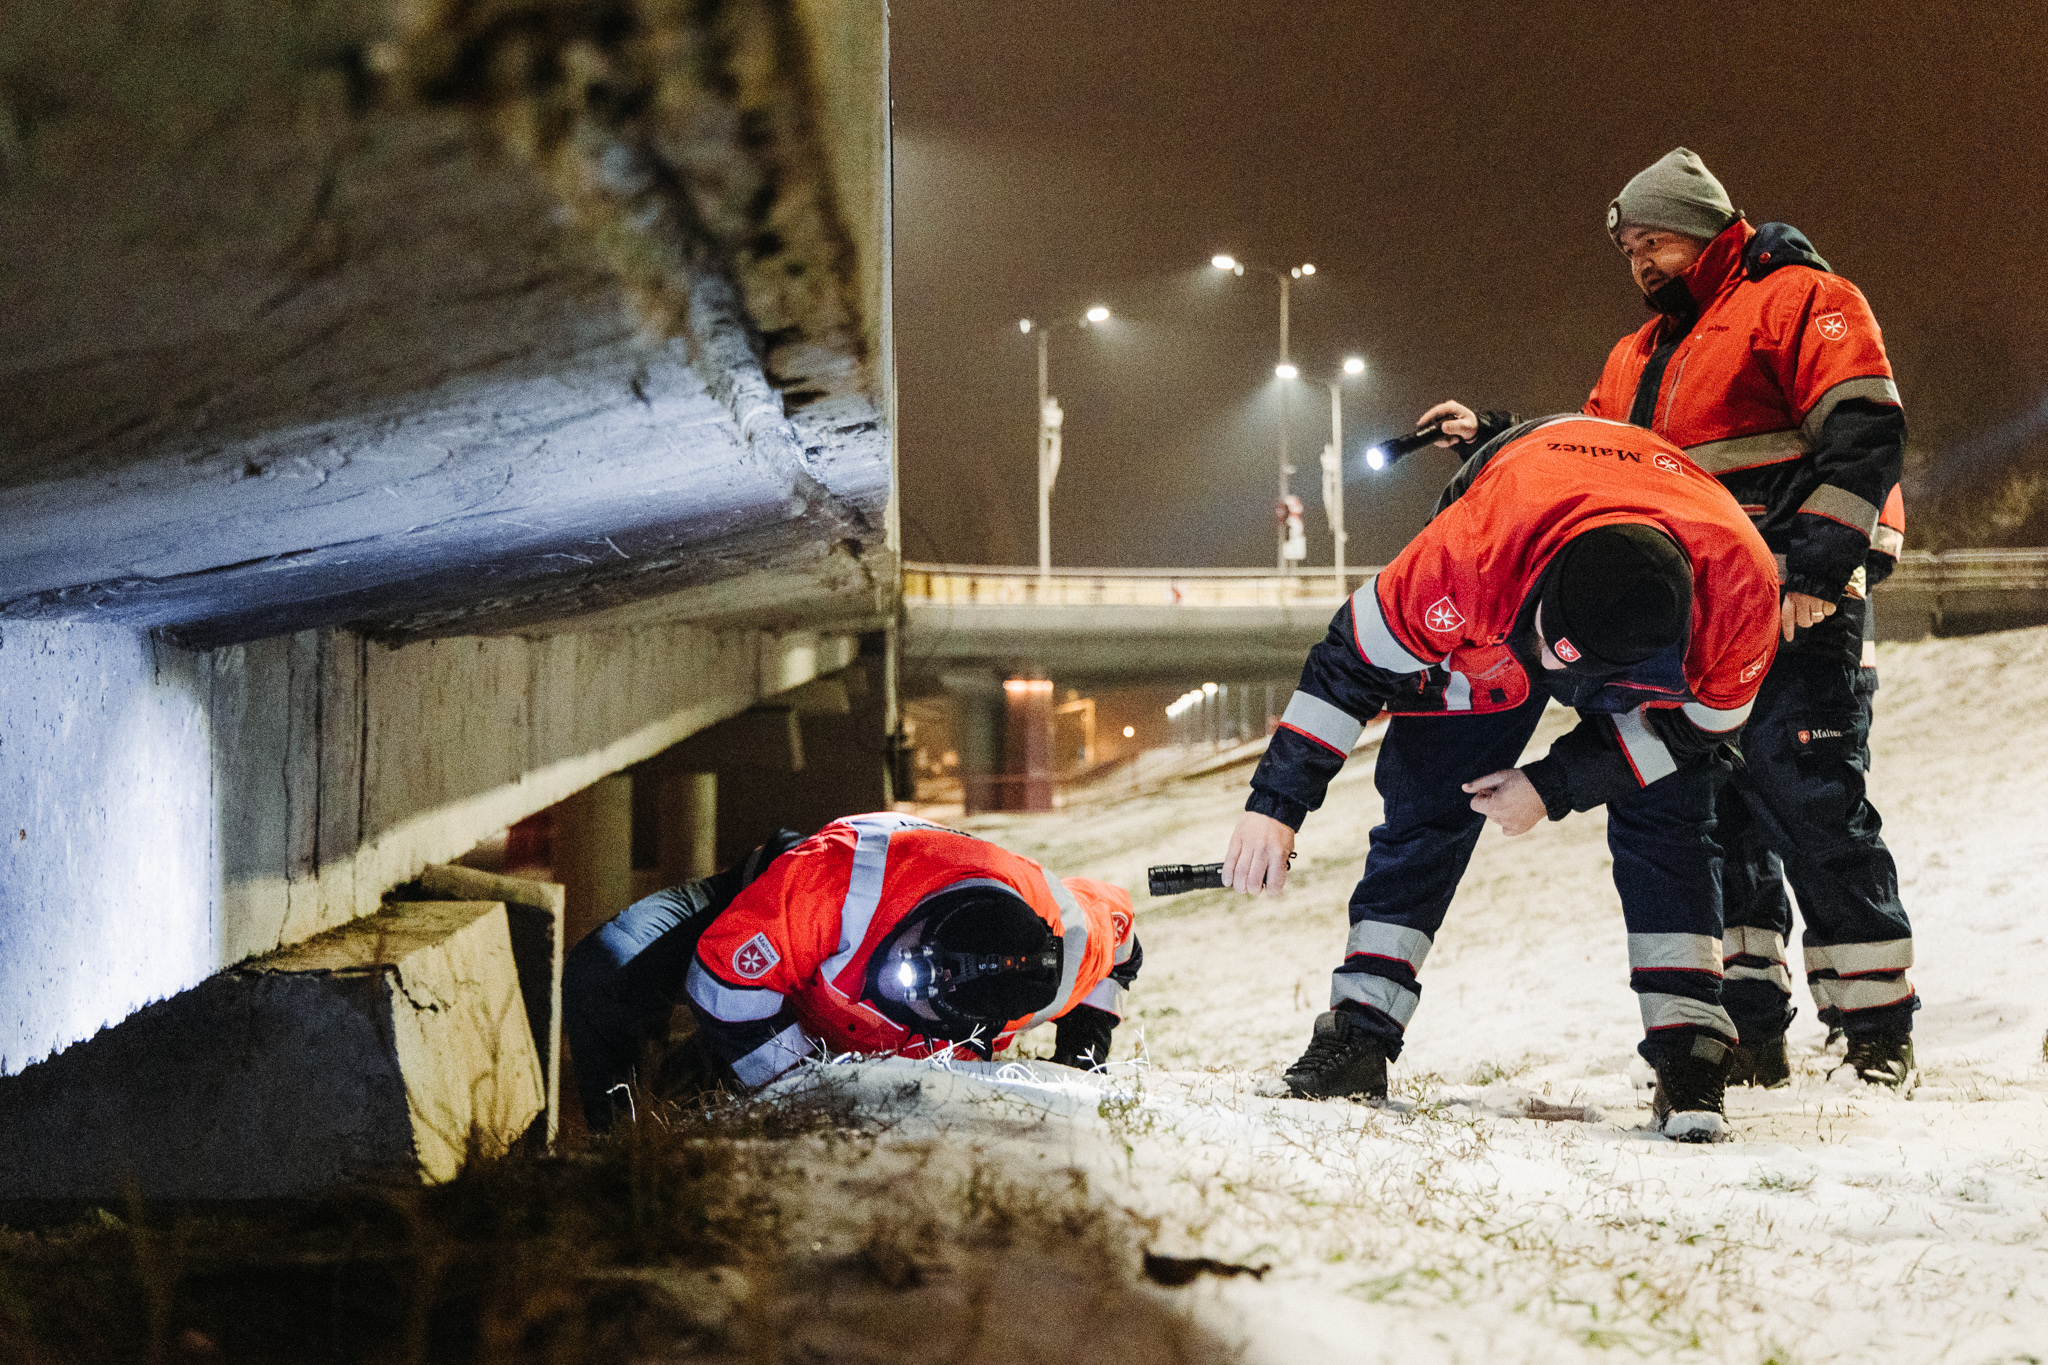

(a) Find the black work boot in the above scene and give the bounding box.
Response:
[1840,1031,1916,1091]
[1283,1011,1388,1100]
[1650,1036,1732,1143]
[1725,1032,1791,1089]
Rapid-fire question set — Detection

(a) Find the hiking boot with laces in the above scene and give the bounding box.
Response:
[1725,1032,1791,1089]
[1840,1030,1916,1091]
[1650,1037,1732,1143]
[1283,1011,1388,1100]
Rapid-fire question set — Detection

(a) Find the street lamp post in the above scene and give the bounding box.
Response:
[1018,306,1110,585]
[1322,356,1367,595]
[1212,255,1316,572]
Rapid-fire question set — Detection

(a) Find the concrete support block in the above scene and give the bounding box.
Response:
[1004,677,1055,813]
[0,901,541,1199]
[421,865,566,1150]
[658,772,719,885]
[944,669,1008,816]
[555,774,635,956]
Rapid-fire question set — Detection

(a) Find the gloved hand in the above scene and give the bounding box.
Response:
[1050,1004,1117,1071]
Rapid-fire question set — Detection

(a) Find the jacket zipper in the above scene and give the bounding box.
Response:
[1659,350,1691,432]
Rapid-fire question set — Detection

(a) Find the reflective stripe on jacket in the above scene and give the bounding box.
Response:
[685,814,1138,1087]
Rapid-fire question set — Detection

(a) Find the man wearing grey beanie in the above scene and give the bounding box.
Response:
[1415,147,1919,1100]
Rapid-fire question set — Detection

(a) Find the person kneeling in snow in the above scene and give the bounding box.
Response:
[1225,415,1779,1142]
[564,812,1141,1129]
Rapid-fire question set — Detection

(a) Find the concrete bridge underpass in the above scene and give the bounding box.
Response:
[901,551,2048,814]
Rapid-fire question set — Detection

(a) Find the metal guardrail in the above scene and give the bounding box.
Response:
[1884,549,2048,592]
[902,563,1374,608]
[905,551,2048,606]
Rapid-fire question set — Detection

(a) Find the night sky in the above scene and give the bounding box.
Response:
[890,2,2048,571]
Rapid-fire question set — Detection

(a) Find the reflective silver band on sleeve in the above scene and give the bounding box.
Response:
[1803,938,1913,975]
[686,958,787,1021]
[1627,933,1723,974]
[1680,697,1754,732]
[1279,690,1366,755]
[1800,375,1902,445]
[1081,977,1129,1019]
[1350,575,1439,673]
[1810,976,1914,1014]
[1682,429,1805,474]
[1638,993,1736,1037]
[1798,484,1881,536]
[1872,524,1904,557]
[1020,871,1091,1029]
[1345,920,1433,972]
[1331,972,1419,1026]
[1611,707,1679,785]
[730,1022,814,1088]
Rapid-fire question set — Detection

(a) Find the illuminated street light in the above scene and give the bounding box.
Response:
[1210,253,1320,571]
[1322,357,1368,594]
[1017,304,1112,584]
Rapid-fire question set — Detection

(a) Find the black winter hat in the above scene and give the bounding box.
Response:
[1539,524,1693,671]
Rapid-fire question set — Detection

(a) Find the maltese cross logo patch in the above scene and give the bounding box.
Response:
[1655,453,1682,473]
[1816,311,1849,341]
[1553,637,1582,664]
[1742,657,1766,682]
[1424,596,1465,633]
[732,932,780,979]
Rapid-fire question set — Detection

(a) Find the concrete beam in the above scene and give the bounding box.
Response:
[0,618,861,1075]
[0,0,894,646]
[0,900,541,1199]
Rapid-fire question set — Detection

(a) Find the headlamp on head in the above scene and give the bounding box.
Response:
[882,941,1061,1004]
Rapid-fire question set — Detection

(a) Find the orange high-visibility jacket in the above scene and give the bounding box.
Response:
[686,814,1138,1088]
[1250,416,1780,825]
[1583,219,1905,597]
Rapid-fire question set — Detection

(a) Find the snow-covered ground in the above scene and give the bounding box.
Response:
[811,628,2048,1363]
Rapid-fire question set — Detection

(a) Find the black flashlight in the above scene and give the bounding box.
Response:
[1363,422,1448,471]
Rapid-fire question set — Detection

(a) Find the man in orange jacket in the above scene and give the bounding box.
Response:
[564,813,1140,1128]
[1225,416,1779,1141]
[1419,149,1918,1091]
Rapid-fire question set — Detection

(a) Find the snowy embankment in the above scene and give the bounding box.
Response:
[807,629,2048,1364]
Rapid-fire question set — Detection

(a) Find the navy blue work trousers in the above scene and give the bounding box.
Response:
[1717,595,1917,1040]
[562,881,719,1130]
[1332,691,1735,1069]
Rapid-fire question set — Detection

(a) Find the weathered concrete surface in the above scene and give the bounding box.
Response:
[0,900,541,1199]
[0,0,894,644]
[0,617,858,1075]
[0,0,899,1137]
[420,864,567,1149]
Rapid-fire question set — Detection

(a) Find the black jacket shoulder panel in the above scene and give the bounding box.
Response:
[1744,222,1832,281]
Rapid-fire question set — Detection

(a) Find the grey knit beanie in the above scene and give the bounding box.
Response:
[1606,147,1739,245]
